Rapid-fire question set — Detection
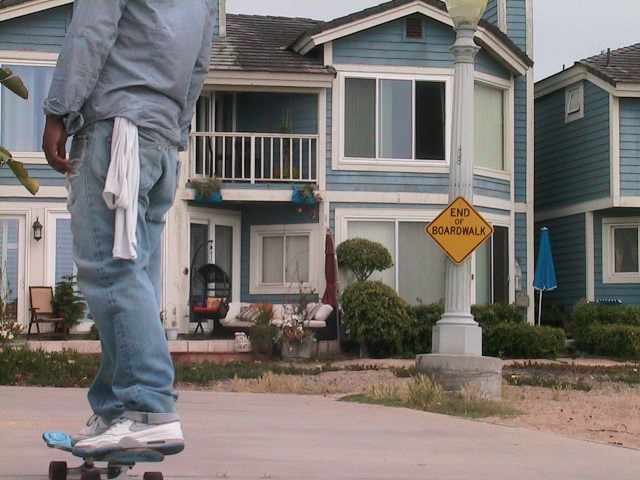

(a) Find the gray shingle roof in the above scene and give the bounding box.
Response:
[579,43,640,85]
[211,14,332,75]
[0,0,34,8]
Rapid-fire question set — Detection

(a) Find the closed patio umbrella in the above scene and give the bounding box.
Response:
[322,230,339,341]
[533,227,557,326]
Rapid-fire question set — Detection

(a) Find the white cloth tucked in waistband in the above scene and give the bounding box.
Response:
[102,117,140,261]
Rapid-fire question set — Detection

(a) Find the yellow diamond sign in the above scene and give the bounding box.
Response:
[426,197,494,264]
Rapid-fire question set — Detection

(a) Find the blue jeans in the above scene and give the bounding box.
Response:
[68,120,179,421]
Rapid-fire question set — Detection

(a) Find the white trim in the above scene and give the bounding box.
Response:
[318,88,327,192]
[526,69,535,324]
[186,207,242,304]
[0,186,68,198]
[585,211,595,301]
[181,187,293,203]
[9,152,48,165]
[333,64,453,76]
[0,210,29,328]
[535,198,613,222]
[249,223,321,295]
[293,1,529,75]
[205,71,334,89]
[617,197,640,207]
[498,0,508,32]
[0,0,71,22]
[602,217,640,284]
[610,95,621,206]
[0,50,58,64]
[536,65,640,99]
[218,0,227,37]
[324,42,333,66]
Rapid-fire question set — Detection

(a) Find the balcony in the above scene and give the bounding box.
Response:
[190,132,319,184]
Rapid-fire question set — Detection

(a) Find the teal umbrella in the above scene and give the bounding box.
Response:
[534,227,557,326]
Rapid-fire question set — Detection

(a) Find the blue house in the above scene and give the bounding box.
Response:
[0,0,536,333]
[535,44,640,307]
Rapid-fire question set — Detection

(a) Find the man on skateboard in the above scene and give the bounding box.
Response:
[42,1,216,457]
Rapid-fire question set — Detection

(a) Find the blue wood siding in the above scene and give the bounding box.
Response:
[535,81,611,211]
[333,16,510,79]
[0,6,72,53]
[620,98,640,197]
[535,214,586,306]
[506,0,527,52]
[236,93,318,134]
[483,0,499,26]
[55,218,74,284]
[594,208,640,304]
[240,203,319,304]
[0,163,65,187]
[515,212,527,289]
[514,77,527,203]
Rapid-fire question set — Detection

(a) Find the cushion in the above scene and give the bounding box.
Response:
[313,304,334,323]
[306,303,322,319]
[238,305,260,323]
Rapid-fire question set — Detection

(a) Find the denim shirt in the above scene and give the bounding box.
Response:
[44,0,216,151]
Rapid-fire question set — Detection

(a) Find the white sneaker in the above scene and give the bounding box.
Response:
[72,415,111,442]
[73,416,184,457]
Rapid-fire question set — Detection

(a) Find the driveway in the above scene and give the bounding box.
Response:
[0,387,638,479]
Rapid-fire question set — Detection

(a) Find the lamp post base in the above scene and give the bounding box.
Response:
[416,354,503,399]
[432,318,482,356]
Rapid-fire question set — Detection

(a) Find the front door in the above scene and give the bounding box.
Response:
[188,208,241,305]
[0,216,25,328]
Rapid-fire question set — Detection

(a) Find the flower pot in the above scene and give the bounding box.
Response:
[281,335,317,360]
[291,187,317,206]
[165,328,179,341]
[195,191,223,204]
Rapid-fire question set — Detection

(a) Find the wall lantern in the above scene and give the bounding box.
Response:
[32,217,43,241]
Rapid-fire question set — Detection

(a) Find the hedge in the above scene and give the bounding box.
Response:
[574,303,640,330]
[483,322,566,358]
[575,323,640,360]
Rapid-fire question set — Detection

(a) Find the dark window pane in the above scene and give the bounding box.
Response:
[493,226,509,304]
[406,16,423,39]
[345,78,376,158]
[614,228,639,273]
[379,79,412,160]
[415,81,446,161]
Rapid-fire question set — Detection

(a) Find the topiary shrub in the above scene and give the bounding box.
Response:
[341,281,412,357]
[575,323,640,359]
[337,238,393,282]
[483,322,566,358]
[405,303,444,355]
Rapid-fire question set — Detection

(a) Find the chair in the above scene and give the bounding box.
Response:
[28,286,65,335]
[189,263,232,335]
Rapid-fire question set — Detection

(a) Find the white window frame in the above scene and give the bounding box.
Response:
[474,74,513,176]
[565,82,584,124]
[45,209,73,287]
[0,52,58,164]
[187,207,242,303]
[250,223,320,295]
[0,208,29,328]
[338,70,454,169]
[602,217,640,284]
[334,207,514,305]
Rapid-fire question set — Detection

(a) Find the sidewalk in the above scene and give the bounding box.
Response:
[1,387,639,479]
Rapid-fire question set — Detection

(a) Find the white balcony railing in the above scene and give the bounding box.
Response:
[190,132,319,183]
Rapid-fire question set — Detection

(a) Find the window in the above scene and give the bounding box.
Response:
[475,82,505,171]
[0,219,19,314]
[0,64,54,152]
[250,224,319,294]
[603,218,640,284]
[565,83,584,123]
[344,76,447,162]
[405,15,424,40]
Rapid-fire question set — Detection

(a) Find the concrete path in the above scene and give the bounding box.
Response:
[1,387,638,479]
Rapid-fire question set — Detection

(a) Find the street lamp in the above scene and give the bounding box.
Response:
[417,0,503,399]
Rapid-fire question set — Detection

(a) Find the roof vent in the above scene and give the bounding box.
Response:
[406,15,423,39]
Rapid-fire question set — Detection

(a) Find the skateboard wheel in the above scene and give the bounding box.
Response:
[143,472,164,480]
[80,470,101,480]
[49,461,68,480]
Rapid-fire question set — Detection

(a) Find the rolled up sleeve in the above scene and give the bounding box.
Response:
[44,0,128,134]
[178,9,216,150]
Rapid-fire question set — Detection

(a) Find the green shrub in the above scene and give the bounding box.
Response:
[471,304,524,329]
[341,281,412,357]
[574,303,640,330]
[53,275,86,331]
[483,322,566,358]
[405,304,443,354]
[575,323,640,359]
[249,305,278,357]
[337,238,393,282]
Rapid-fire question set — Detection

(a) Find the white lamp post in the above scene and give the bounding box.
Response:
[432,0,488,356]
[418,0,503,398]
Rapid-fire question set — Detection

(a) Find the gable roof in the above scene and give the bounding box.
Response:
[291,0,532,73]
[211,14,331,75]
[579,43,640,86]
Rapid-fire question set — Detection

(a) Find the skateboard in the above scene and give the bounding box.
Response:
[43,432,165,480]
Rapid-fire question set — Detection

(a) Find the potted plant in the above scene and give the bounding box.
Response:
[191,176,223,204]
[292,183,320,206]
[53,275,86,335]
[278,288,317,360]
[249,304,277,357]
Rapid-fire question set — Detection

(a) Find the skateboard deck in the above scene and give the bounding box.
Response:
[43,432,165,480]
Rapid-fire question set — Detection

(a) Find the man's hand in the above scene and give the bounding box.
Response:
[42,115,70,174]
